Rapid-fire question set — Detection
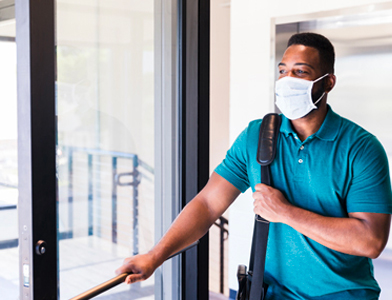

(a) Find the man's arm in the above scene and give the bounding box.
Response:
[116,172,240,284]
[253,183,391,259]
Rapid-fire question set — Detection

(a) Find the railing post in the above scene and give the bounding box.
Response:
[220,217,224,294]
[88,154,93,236]
[68,147,74,239]
[112,157,118,244]
[214,216,229,294]
[132,155,139,255]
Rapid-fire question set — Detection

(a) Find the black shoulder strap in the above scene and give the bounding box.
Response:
[257,113,281,167]
[249,113,281,300]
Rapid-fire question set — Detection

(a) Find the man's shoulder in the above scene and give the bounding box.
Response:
[248,118,263,128]
[247,114,281,132]
[334,113,386,161]
[243,118,263,140]
[336,113,375,142]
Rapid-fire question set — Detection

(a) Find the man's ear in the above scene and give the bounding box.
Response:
[325,74,336,93]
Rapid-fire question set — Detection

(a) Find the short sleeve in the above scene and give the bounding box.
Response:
[214,127,250,193]
[346,135,392,214]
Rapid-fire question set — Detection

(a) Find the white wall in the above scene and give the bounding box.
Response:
[210,0,231,295]
[228,0,392,294]
[210,0,230,173]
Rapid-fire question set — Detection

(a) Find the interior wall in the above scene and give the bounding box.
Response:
[210,0,230,173]
[228,0,392,295]
[210,0,230,295]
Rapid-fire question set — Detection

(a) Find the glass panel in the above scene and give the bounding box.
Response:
[56,1,155,298]
[0,17,18,300]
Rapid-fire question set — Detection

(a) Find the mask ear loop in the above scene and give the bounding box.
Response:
[312,73,329,106]
[313,92,325,106]
[313,73,329,83]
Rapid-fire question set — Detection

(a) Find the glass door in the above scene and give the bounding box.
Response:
[55,1,156,298]
[16,0,209,298]
[0,3,17,299]
[16,0,184,297]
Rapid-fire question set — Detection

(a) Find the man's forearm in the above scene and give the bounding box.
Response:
[148,172,240,268]
[148,195,217,268]
[282,206,388,259]
[116,173,240,283]
[253,184,390,259]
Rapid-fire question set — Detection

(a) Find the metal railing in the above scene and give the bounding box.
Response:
[67,213,230,300]
[0,182,18,249]
[69,241,199,300]
[0,147,154,254]
[62,146,153,255]
[214,216,229,294]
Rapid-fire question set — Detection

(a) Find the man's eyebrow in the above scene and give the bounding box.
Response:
[278,62,315,70]
[295,62,315,70]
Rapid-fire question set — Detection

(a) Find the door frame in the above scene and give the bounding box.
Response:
[179,0,210,299]
[16,0,210,299]
[16,0,57,299]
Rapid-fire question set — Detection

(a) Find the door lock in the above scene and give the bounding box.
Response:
[35,240,47,255]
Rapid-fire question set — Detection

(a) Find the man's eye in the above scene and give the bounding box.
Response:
[279,69,286,74]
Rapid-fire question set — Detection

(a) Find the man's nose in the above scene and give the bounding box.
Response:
[279,71,294,79]
[287,71,297,77]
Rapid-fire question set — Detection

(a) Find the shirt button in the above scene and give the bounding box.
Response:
[298,159,303,164]
[300,145,304,150]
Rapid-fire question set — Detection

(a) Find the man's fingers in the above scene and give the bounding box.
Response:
[255,183,269,191]
[115,262,132,275]
[115,266,124,275]
[125,273,144,284]
[115,266,133,276]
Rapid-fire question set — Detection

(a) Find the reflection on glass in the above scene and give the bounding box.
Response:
[0,31,19,299]
[56,1,155,298]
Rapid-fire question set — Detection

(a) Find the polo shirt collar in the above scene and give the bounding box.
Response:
[279,105,341,141]
[280,114,295,137]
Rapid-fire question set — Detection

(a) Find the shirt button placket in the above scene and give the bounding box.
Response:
[298,145,305,163]
[295,142,307,181]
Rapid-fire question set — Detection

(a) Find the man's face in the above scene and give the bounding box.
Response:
[278,44,327,100]
[278,44,324,81]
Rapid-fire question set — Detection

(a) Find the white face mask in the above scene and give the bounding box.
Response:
[275,74,329,120]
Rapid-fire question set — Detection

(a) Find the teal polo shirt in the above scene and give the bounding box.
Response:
[215,105,392,299]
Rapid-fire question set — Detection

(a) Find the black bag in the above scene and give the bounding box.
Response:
[236,113,281,300]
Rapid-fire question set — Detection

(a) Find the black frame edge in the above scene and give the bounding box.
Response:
[180,0,210,299]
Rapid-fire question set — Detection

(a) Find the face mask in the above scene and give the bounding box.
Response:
[275,73,329,120]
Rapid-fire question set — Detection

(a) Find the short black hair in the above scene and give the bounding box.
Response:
[287,32,335,74]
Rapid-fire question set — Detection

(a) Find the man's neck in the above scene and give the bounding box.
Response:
[290,102,328,142]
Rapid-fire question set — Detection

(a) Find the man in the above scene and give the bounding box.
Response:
[116,33,392,299]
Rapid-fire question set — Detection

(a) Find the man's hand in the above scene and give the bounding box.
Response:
[253,183,292,223]
[115,253,158,284]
